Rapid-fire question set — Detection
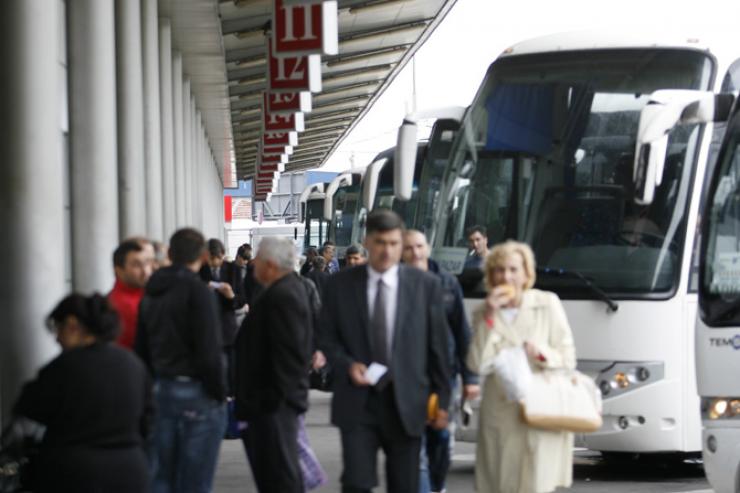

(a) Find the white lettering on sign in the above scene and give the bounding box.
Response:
[262,92,305,131]
[272,0,337,56]
[263,131,298,147]
[274,56,306,82]
[279,2,317,43]
[267,91,312,114]
[431,247,470,276]
[267,40,322,93]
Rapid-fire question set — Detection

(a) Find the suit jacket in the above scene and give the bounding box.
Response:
[234,273,312,420]
[199,261,244,346]
[319,264,451,437]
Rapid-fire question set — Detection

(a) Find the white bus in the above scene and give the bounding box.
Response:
[695,93,740,490]
[396,31,740,455]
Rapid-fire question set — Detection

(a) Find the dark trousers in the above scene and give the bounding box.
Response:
[340,386,421,493]
[243,403,303,493]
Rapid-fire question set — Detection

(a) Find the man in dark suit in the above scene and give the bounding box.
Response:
[199,238,244,394]
[320,209,452,493]
[234,236,312,493]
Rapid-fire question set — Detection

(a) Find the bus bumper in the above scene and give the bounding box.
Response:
[702,424,740,493]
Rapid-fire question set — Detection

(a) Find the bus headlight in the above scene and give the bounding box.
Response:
[614,372,630,389]
[579,361,664,400]
[702,397,740,420]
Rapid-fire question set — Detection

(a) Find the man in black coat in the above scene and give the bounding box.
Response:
[320,209,452,493]
[200,238,245,394]
[135,228,226,493]
[234,236,312,493]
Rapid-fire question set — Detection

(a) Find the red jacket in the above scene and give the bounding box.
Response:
[108,279,144,349]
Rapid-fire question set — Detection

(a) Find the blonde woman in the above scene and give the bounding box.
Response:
[466,240,576,493]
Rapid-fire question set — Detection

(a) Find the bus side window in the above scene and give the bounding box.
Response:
[689,58,740,292]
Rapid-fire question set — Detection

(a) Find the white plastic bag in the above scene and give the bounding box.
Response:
[481,346,533,402]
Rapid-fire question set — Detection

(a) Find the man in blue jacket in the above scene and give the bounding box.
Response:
[403,229,480,493]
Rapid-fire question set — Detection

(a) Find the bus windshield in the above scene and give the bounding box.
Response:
[373,146,425,227]
[415,120,461,235]
[434,49,713,298]
[304,199,327,249]
[701,105,740,326]
[330,182,361,248]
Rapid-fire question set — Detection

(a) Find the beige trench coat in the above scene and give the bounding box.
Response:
[466,289,576,493]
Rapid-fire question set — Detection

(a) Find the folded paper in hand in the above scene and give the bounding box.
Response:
[481,346,532,402]
[364,363,388,386]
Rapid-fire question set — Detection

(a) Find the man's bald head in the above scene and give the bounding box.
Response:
[402,229,430,272]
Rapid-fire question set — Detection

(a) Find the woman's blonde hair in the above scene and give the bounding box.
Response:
[484,240,537,291]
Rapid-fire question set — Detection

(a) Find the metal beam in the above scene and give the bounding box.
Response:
[313,93,372,109]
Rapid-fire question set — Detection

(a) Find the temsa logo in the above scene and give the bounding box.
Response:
[709,334,740,350]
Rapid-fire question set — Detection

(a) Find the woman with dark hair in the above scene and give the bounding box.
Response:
[13,293,153,492]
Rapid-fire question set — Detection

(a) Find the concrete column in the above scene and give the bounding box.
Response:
[68,0,119,292]
[199,127,208,231]
[172,54,186,228]
[190,100,198,228]
[0,0,64,423]
[158,20,176,239]
[195,116,204,230]
[142,0,163,240]
[181,79,192,226]
[116,0,147,238]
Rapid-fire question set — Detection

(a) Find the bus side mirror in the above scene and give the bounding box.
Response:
[362,158,386,211]
[634,90,734,205]
[394,119,417,201]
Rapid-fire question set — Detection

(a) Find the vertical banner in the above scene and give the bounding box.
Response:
[224,195,233,223]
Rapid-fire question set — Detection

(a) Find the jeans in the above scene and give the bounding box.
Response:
[150,378,226,493]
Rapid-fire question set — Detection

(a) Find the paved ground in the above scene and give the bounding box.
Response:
[213,392,712,492]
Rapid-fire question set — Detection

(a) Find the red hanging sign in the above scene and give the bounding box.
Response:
[272,0,338,56]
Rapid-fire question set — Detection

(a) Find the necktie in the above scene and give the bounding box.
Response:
[212,267,220,281]
[371,278,388,365]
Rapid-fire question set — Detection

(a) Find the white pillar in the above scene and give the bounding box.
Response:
[182,78,192,226]
[190,100,198,227]
[142,0,163,240]
[68,0,119,292]
[172,54,186,228]
[158,20,176,239]
[116,0,147,238]
[195,115,204,230]
[0,0,64,424]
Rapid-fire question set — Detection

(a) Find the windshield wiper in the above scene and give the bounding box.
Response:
[536,267,619,313]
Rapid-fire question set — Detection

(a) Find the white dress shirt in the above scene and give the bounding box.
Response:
[367,263,399,360]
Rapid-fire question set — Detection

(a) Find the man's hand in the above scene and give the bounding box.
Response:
[312,350,327,370]
[429,409,449,430]
[216,283,235,300]
[348,362,371,387]
[463,384,481,401]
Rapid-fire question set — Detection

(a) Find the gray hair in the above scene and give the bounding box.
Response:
[257,236,296,272]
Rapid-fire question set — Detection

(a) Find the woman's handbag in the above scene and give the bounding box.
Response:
[520,369,603,433]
